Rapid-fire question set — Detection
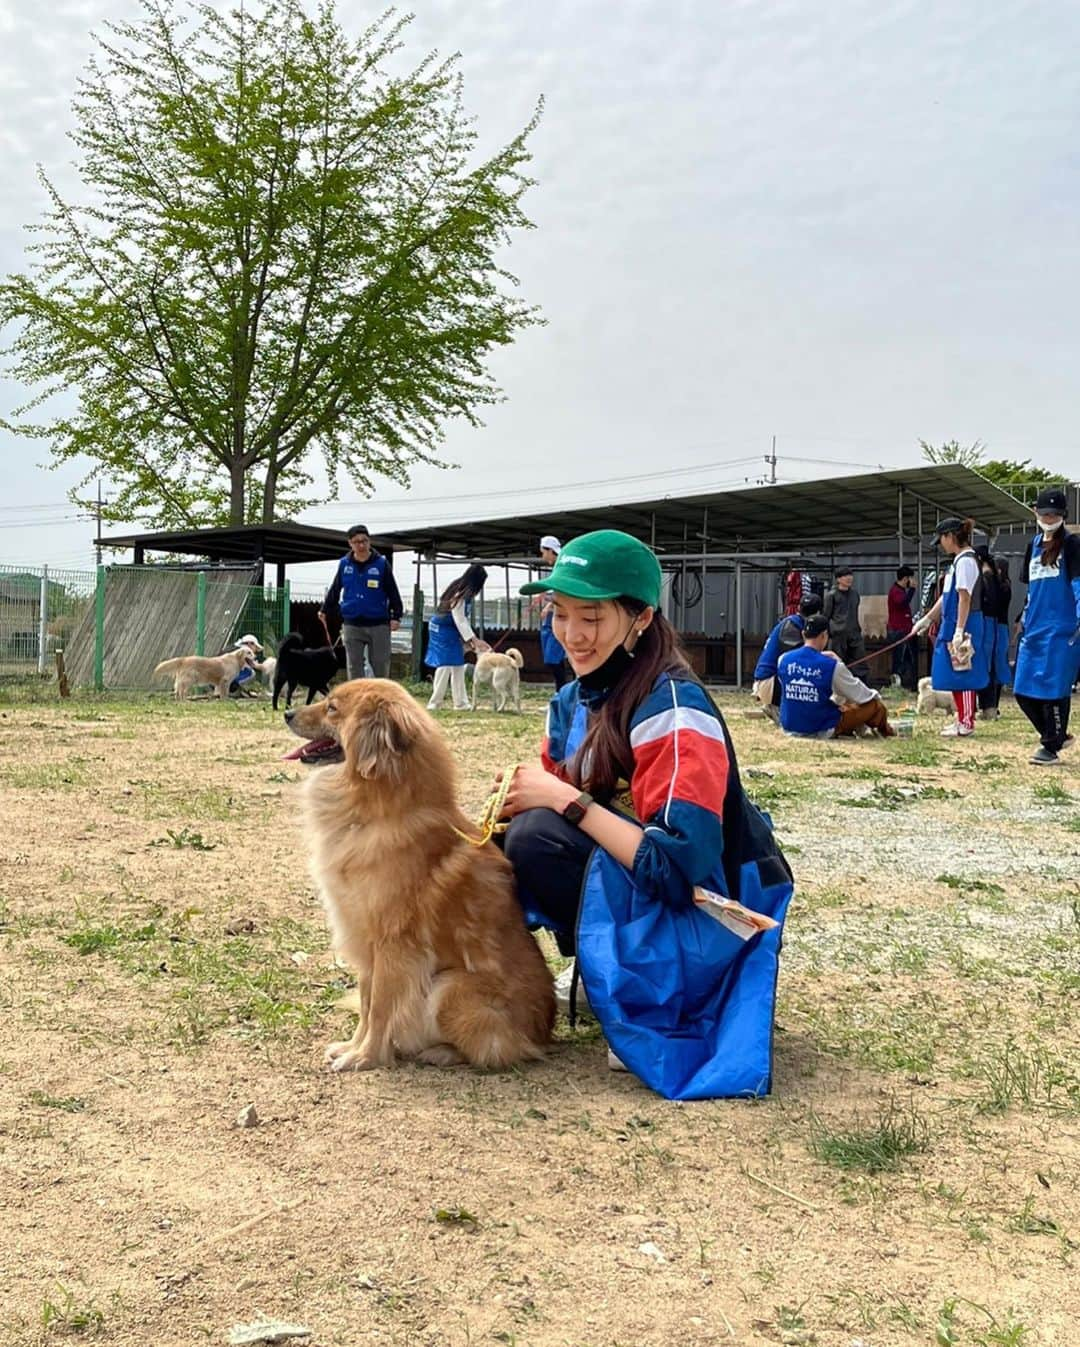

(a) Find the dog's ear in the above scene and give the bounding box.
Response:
[348,697,425,780]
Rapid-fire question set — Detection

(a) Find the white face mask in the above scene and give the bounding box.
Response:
[1038,515,1063,535]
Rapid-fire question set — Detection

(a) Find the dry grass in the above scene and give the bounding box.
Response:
[0,680,1077,1346]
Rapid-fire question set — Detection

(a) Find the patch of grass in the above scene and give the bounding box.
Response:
[953,754,1010,771]
[433,1205,479,1230]
[808,1097,930,1173]
[1007,1196,1068,1240]
[29,1090,86,1113]
[887,739,943,767]
[40,1284,105,1335]
[0,760,93,789]
[1033,781,1071,806]
[1063,815,1080,834]
[62,918,158,956]
[968,1037,1080,1115]
[842,781,959,811]
[148,826,217,851]
[935,873,1006,897]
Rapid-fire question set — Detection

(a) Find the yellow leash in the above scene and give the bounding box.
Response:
[451,768,514,847]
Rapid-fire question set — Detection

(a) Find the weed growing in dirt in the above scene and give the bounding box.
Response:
[886,739,942,767]
[148,826,217,851]
[968,1037,1080,1115]
[936,873,1006,897]
[1033,781,1071,806]
[1,760,93,789]
[62,915,157,956]
[434,1205,479,1230]
[936,1297,1031,1347]
[29,1090,86,1113]
[842,781,959,811]
[40,1284,105,1334]
[808,1097,930,1173]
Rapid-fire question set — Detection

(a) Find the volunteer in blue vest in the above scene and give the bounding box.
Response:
[911,517,988,738]
[752,595,822,723]
[320,525,403,680]
[494,529,793,1102]
[777,614,896,738]
[1012,486,1080,766]
[538,535,570,690]
[424,564,491,711]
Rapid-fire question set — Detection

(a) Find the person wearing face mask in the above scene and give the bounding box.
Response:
[911,517,989,737]
[496,530,793,1101]
[537,535,570,690]
[1012,486,1080,765]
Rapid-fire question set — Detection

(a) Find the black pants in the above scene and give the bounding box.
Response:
[546,660,570,691]
[978,678,1002,711]
[887,630,917,690]
[500,808,596,956]
[830,631,866,665]
[1014,693,1072,752]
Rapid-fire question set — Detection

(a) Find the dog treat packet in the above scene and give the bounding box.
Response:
[692,888,779,939]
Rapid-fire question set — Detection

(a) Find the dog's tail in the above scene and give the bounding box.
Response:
[154,658,184,676]
[506,648,524,668]
[279,632,304,656]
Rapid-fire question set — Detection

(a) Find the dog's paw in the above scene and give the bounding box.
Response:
[325,1041,384,1072]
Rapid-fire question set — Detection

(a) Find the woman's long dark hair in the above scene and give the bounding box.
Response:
[437,564,487,614]
[563,599,691,800]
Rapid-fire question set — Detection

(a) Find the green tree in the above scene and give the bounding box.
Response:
[0,0,541,527]
[976,458,1059,491]
[918,438,987,468]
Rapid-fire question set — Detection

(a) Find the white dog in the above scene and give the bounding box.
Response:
[471,648,523,713]
[916,676,954,716]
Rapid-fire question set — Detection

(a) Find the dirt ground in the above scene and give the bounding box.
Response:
[0,683,1078,1347]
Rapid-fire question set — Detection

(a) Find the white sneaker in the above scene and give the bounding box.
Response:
[891,675,901,688]
[554,962,593,1020]
[940,722,974,737]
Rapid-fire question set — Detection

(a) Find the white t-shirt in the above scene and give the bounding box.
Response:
[451,600,477,644]
[944,551,979,595]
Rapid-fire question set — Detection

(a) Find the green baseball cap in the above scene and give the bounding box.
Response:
[520,529,662,607]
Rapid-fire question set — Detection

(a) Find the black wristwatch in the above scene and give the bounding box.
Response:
[561,790,593,827]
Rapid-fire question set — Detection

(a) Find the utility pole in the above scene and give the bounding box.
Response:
[95,479,103,567]
[766,436,778,485]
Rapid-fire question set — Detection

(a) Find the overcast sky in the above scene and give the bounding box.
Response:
[2,0,1079,586]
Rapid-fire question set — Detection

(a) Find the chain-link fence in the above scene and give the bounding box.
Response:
[0,563,331,691]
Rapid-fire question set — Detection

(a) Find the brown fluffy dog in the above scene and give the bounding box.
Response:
[286,679,555,1072]
[154,646,253,700]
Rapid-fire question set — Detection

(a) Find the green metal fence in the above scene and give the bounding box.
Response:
[0,563,326,691]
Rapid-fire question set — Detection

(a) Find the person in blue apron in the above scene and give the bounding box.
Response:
[538,535,570,690]
[425,564,491,711]
[974,547,1005,720]
[912,517,988,737]
[498,529,794,1102]
[1012,486,1080,765]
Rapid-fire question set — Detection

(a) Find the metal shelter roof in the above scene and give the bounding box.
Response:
[97,521,392,566]
[368,465,1033,558]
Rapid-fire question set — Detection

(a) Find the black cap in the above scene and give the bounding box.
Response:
[932,516,965,539]
[1034,486,1068,515]
[896,565,914,579]
[347,524,370,538]
[803,614,830,638]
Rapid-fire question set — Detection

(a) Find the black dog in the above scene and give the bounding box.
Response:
[272,632,347,710]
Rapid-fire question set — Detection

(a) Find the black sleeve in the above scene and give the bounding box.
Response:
[382,558,404,621]
[1020,540,1033,585]
[323,561,343,615]
[1065,533,1080,584]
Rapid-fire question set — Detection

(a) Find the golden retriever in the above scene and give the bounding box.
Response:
[154,647,253,700]
[285,679,554,1072]
[471,648,524,713]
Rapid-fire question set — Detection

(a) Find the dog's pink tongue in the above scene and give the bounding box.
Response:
[281,737,337,761]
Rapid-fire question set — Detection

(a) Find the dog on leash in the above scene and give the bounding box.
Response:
[154,647,254,701]
[471,648,524,713]
[284,678,555,1071]
[273,632,347,711]
[916,676,954,716]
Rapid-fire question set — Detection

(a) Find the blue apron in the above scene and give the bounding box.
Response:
[424,609,465,668]
[931,554,988,692]
[540,610,565,665]
[991,619,1013,687]
[526,699,794,1101]
[1014,534,1080,700]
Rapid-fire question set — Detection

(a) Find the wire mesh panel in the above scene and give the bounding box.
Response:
[0,564,96,677]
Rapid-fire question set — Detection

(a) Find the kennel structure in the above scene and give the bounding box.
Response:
[370,465,1034,686]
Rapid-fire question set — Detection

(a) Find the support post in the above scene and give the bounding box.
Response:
[734,561,743,691]
[282,580,291,638]
[93,565,106,692]
[37,565,48,674]
[195,571,207,656]
[897,486,905,566]
[411,585,425,679]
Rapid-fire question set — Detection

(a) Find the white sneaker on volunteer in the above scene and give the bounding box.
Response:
[553,961,593,1019]
[940,722,974,737]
